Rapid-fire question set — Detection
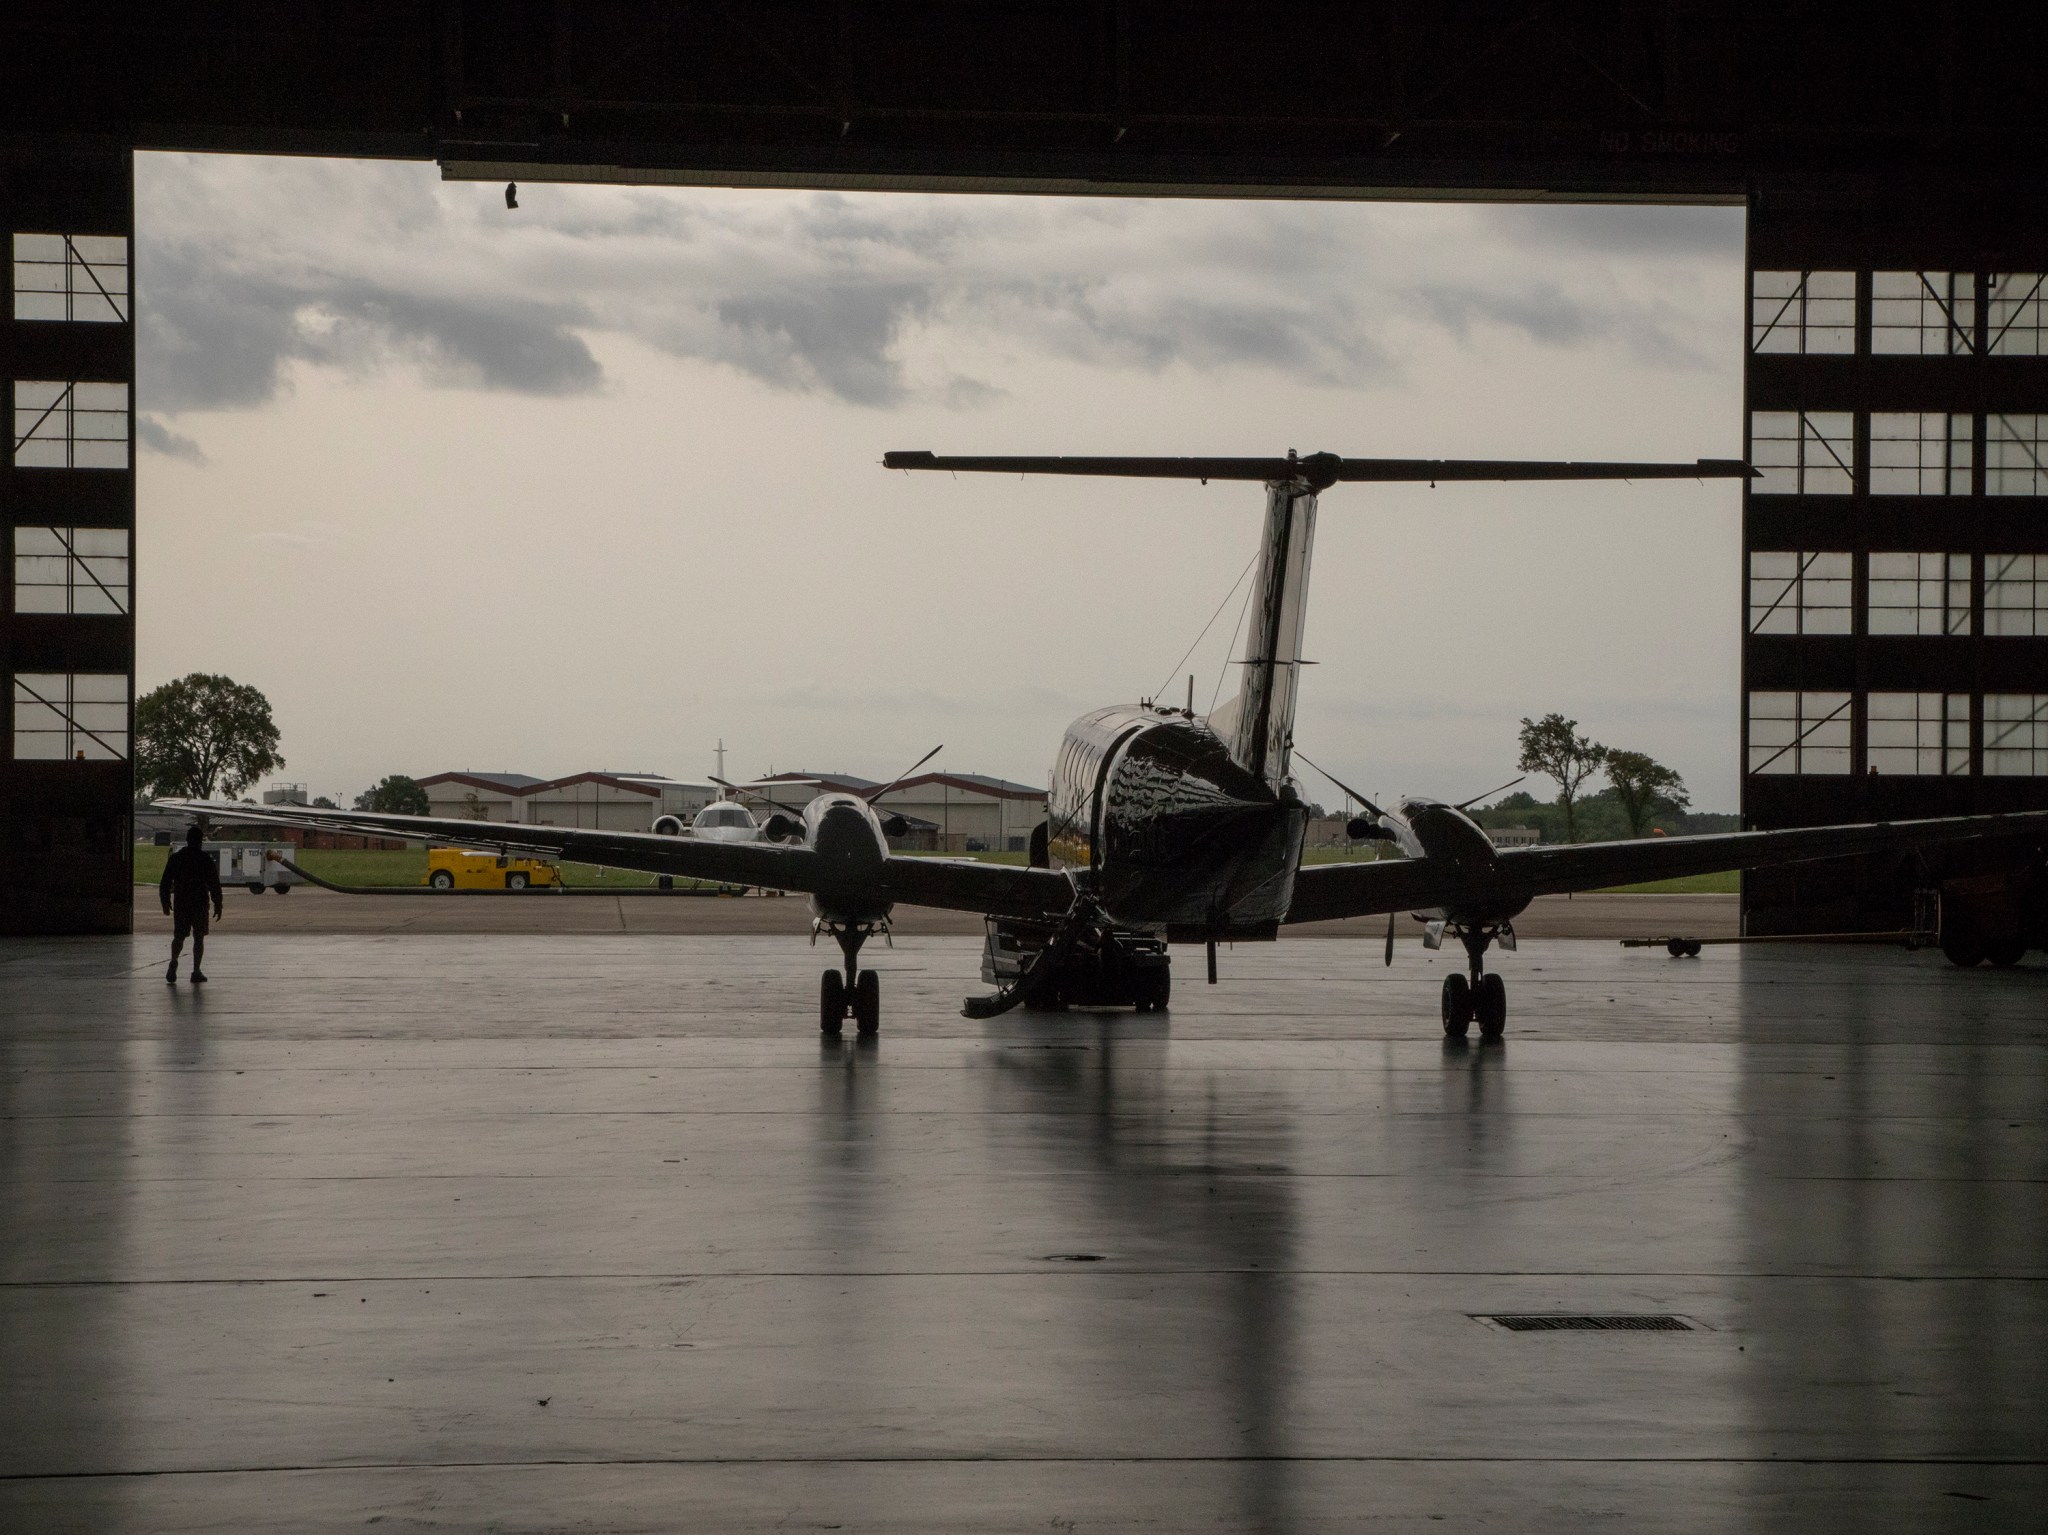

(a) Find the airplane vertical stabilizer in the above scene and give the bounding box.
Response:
[1208,477,1318,790]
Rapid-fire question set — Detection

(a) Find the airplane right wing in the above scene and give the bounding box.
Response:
[1285,809,2048,924]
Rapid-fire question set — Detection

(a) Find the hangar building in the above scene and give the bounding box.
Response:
[417,771,715,833]
[2,8,2044,933]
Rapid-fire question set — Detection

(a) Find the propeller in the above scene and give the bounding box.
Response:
[1455,775,1526,811]
[1384,910,1396,968]
[1294,750,1390,830]
[863,744,943,804]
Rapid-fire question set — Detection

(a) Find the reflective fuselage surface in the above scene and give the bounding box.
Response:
[1048,705,1306,937]
[800,792,896,925]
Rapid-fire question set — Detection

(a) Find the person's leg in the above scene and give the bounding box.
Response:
[190,930,205,978]
[168,913,187,981]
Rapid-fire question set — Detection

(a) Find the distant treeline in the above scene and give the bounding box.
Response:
[1466,789,1737,844]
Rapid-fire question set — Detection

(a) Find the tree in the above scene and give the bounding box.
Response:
[312,795,338,809]
[1516,713,1607,843]
[356,775,430,816]
[134,673,283,800]
[1604,749,1691,838]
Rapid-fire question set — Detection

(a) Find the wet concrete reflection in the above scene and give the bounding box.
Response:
[1734,946,2048,1497]
[984,1015,1300,1531]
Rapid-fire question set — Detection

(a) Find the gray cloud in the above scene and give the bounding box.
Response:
[138,242,599,412]
[137,413,207,464]
[134,156,1733,421]
[1489,203,1744,257]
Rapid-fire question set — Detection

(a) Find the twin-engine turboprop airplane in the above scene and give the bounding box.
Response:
[167,447,2048,1038]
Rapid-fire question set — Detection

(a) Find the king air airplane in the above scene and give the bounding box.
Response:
[172,448,2048,1038]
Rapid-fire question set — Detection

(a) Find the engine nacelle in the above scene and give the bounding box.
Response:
[1347,817,1394,842]
[762,813,801,843]
[881,814,909,839]
[652,815,686,837]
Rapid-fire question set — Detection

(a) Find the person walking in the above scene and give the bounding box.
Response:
[160,825,223,984]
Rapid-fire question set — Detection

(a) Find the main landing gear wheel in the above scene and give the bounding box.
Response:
[1476,972,1507,1039]
[1441,973,1473,1038]
[1986,938,2028,968]
[854,969,880,1035]
[819,970,846,1035]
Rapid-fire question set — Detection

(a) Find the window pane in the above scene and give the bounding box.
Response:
[12,380,130,470]
[1869,412,1972,495]
[11,527,130,616]
[11,232,129,324]
[1868,551,1973,635]
[1986,553,2047,636]
[1871,271,1975,355]
[1987,415,2048,496]
[1868,691,1970,775]
[1984,694,2048,776]
[1751,411,1854,495]
[1751,270,1855,354]
[9,672,129,760]
[1987,273,2047,356]
[1747,550,1851,634]
[1748,691,1851,774]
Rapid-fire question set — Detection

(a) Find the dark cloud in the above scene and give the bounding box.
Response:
[137,242,600,412]
[137,414,206,464]
[133,156,1731,423]
[711,284,929,406]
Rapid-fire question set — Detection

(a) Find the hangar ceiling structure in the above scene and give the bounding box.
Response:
[3,3,2045,934]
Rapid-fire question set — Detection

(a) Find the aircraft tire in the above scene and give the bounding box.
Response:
[1441,974,1472,1038]
[820,970,846,1034]
[854,969,880,1035]
[1476,973,1507,1039]
[1940,930,1986,968]
[1986,938,2028,968]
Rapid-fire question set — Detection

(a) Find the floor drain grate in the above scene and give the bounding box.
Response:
[1480,1313,1695,1332]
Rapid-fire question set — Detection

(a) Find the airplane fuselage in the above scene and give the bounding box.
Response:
[1048,704,1307,938]
[801,791,897,926]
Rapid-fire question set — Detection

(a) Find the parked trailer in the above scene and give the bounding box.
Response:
[204,842,301,895]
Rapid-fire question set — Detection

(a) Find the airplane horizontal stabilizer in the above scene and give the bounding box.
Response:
[885,450,1753,489]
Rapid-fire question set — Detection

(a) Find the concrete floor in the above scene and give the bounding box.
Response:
[1,930,2042,1531]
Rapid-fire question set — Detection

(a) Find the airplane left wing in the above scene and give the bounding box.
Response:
[1285,810,2048,924]
[154,801,1076,921]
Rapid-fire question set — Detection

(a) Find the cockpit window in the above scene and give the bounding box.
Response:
[696,805,753,829]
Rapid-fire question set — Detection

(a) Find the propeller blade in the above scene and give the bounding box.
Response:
[1294,750,1386,821]
[864,744,944,804]
[1384,910,1396,968]
[886,450,1754,492]
[1455,775,1526,812]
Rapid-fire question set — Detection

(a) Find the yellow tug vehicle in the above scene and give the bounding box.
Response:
[423,846,563,891]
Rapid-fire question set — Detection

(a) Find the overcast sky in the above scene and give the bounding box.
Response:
[134,153,1746,809]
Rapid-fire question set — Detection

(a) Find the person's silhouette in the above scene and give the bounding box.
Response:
[160,825,223,984]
